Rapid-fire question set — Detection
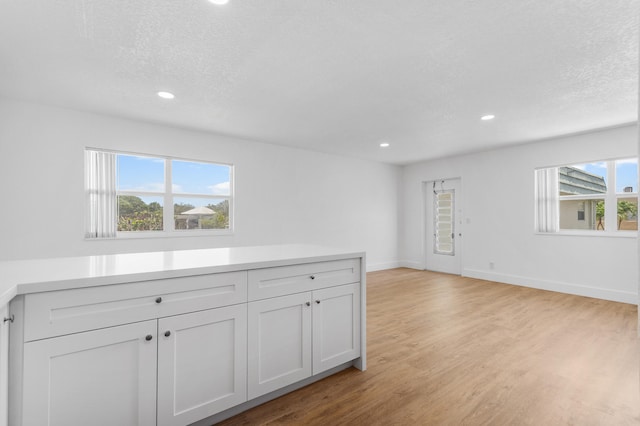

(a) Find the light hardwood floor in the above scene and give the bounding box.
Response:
[217,268,639,425]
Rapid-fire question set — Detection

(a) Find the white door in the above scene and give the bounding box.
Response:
[157,304,247,426]
[425,178,463,274]
[247,292,312,399]
[22,320,158,426]
[312,284,361,375]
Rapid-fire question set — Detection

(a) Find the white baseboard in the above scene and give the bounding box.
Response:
[364,262,637,305]
[398,260,424,270]
[463,268,638,305]
[366,260,402,272]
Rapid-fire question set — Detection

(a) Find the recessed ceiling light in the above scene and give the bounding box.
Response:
[380,143,390,148]
[481,114,495,121]
[208,0,229,4]
[157,91,175,99]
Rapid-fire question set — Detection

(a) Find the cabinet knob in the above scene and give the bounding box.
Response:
[305,302,310,306]
[315,300,321,304]
[164,330,171,337]
[155,297,162,304]
[310,275,315,280]
[145,334,153,341]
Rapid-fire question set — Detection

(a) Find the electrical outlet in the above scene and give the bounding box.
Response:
[489,262,495,270]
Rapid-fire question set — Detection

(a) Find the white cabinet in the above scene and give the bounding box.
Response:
[22,320,158,426]
[312,283,361,374]
[23,271,247,342]
[15,272,249,425]
[20,304,248,426]
[248,283,360,399]
[157,304,247,426]
[247,293,312,399]
[0,304,10,426]
[5,248,365,426]
[247,259,360,301]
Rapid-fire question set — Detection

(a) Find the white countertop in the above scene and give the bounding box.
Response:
[0,245,365,306]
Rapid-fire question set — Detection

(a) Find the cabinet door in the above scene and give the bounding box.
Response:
[157,304,247,426]
[22,320,157,426]
[248,293,312,399]
[312,283,361,374]
[0,304,9,426]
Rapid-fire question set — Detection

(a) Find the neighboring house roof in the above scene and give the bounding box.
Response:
[559,166,607,195]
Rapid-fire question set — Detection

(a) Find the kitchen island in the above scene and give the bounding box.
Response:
[0,245,366,426]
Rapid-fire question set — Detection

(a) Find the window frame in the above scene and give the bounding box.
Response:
[86,148,234,239]
[433,189,456,256]
[536,157,638,238]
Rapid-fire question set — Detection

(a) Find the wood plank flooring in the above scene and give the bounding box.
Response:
[217,268,639,425]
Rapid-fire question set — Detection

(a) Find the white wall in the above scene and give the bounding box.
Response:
[0,99,400,270]
[401,124,638,304]
[2,98,636,303]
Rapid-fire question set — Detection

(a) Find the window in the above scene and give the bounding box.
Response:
[434,190,455,255]
[535,158,638,234]
[85,149,233,238]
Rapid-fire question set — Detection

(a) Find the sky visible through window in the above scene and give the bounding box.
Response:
[117,155,231,206]
[574,158,638,193]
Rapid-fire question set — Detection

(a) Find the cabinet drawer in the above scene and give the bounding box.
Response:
[24,271,247,342]
[248,259,360,301]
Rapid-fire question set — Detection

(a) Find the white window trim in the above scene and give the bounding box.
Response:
[85,148,235,239]
[535,230,637,238]
[535,157,638,237]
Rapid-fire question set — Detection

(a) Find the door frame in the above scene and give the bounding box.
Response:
[423,177,463,274]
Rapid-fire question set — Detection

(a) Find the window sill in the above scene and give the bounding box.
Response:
[535,230,638,238]
[86,229,235,240]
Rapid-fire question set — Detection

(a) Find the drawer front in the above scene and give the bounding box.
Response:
[24,271,247,342]
[248,259,360,301]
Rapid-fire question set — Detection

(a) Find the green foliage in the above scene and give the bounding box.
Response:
[174,203,195,215]
[207,200,229,216]
[117,196,230,231]
[595,201,605,220]
[148,201,162,212]
[617,200,638,229]
[118,195,150,217]
[118,196,163,231]
[595,200,638,230]
[594,200,605,230]
[204,200,230,229]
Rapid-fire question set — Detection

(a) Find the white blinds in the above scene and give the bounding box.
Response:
[85,150,117,238]
[535,168,559,233]
[434,190,455,255]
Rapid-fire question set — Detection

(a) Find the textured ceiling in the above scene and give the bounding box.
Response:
[0,0,637,164]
